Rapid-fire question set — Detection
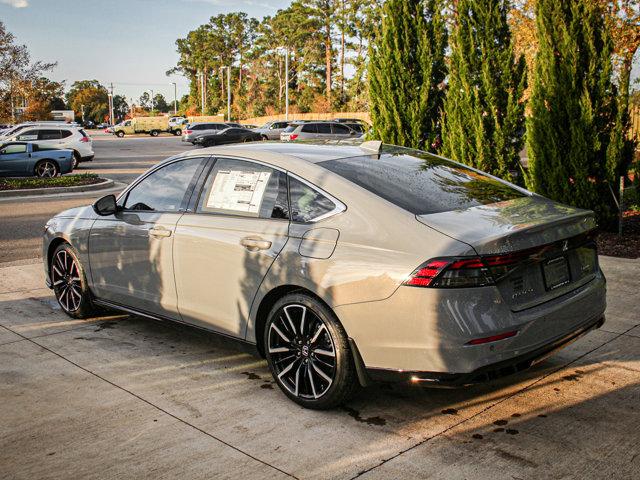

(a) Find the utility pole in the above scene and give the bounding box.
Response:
[171,82,177,114]
[81,104,85,124]
[150,89,155,111]
[108,83,115,125]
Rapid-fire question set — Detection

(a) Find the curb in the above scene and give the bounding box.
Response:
[0,178,114,198]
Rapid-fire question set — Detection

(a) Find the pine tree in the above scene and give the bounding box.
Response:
[526,0,618,227]
[368,0,447,150]
[441,0,526,183]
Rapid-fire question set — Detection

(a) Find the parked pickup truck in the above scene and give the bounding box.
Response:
[0,142,74,178]
[112,117,182,137]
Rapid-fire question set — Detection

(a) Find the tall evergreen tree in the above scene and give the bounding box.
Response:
[441,0,526,182]
[526,0,619,227]
[368,0,447,150]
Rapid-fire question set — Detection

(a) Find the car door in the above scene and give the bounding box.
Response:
[36,129,63,146]
[0,143,29,176]
[173,157,290,337]
[89,157,208,318]
[219,128,241,144]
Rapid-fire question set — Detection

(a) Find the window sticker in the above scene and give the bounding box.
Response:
[206,169,271,214]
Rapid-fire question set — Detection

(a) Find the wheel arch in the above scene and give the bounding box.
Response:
[46,236,70,275]
[253,284,334,358]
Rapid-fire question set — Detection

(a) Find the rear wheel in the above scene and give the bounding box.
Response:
[72,151,81,170]
[150,130,159,137]
[116,131,125,138]
[34,160,59,178]
[50,243,99,319]
[173,129,182,136]
[264,293,358,409]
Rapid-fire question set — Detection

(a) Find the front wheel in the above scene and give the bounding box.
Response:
[150,130,159,137]
[116,131,125,138]
[50,243,99,319]
[173,129,182,136]
[264,293,358,409]
[34,160,59,178]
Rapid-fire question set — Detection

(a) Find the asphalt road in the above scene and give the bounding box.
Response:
[0,134,195,265]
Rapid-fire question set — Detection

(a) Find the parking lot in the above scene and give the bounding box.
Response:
[1,136,639,479]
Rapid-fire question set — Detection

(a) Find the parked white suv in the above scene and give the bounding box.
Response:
[9,126,94,168]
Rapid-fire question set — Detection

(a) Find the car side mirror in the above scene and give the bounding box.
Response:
[93,194,119,216]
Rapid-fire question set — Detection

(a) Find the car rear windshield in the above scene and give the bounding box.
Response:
[283,125,298,133]
[318,149,526,215]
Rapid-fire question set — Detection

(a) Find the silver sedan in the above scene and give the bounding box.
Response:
[42,142,606,409]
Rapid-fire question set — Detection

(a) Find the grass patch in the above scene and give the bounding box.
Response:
[0,174,103,191]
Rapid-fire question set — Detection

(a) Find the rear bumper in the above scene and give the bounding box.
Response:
[80,154,94,162]
[366,314,605,386]
[336,270,607,375]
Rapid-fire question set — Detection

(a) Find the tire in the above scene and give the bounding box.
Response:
[150,130,159,137]
[264,293,358,409]
[50,243,99,319]
[261,135,268,141]
[116,131,125,138]
[34,160,59,178]
[173,129,182,136]
[72,151,81,170]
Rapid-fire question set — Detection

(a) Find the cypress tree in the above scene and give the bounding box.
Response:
[526,0,618,227]
[440,0,526,183]
[368,0,447,150]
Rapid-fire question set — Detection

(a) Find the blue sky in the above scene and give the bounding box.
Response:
[0,0,290,101]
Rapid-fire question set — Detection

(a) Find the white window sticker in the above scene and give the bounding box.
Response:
[206,169,271,214]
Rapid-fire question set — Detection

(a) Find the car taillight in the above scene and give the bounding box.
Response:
[290,134,298,141]
[404,252,527,288]
[466,331,518,345]
[79,136,89,142]
[185,130,192,134]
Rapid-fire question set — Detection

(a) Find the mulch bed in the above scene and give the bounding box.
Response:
[597,211,640,259]
[0,174,103,191]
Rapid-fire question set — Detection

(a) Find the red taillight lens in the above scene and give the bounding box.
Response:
[290,134,299,140]
[79,136,89,142]
[185,130,192,134]
[404,260,449,287]
[404,253,526,288]
[466,331,517,345]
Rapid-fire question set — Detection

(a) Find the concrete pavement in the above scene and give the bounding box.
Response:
[1,256,639,479]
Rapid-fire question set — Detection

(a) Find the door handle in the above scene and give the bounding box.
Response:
[240,236,272,251]
[149,227,172,238]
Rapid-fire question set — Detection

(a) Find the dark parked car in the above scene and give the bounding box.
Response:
[0,142,74,177]
[193,127,263,147]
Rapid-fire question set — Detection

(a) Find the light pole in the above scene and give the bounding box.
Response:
[171,82,177,115]
[81,104,85,124]
[226,66,231,122]
[277,47,289,120]
[150,89,155,112]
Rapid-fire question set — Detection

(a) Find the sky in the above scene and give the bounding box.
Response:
[0,0,291,102]
[1,0,638,105]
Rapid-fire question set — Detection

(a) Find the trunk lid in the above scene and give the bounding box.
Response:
[417,196,599,311]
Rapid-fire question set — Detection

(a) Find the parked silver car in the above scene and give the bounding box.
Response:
[42,142,606,409]
[182,123,233,143]
[252,121,291,140]
[280,121,360,142]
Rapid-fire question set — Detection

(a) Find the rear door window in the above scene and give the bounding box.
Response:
[197,158,289,219]
[316,123,332,134]
[301,124,318,133]
[331,124,351,135]
[60,129,73,139]
[38,130,61,140]
[318,150,526,215]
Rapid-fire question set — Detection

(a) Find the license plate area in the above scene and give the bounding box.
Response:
[542,256,571,291]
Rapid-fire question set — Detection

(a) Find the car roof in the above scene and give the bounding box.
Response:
[178,141,373,166]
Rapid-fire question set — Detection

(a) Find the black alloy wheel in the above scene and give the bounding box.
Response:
[50,244,98,319]
[265,293,358,409]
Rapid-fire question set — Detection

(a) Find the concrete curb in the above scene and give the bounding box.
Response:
[0,178,114,198]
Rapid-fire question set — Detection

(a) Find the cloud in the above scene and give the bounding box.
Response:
[0,0,29,8]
